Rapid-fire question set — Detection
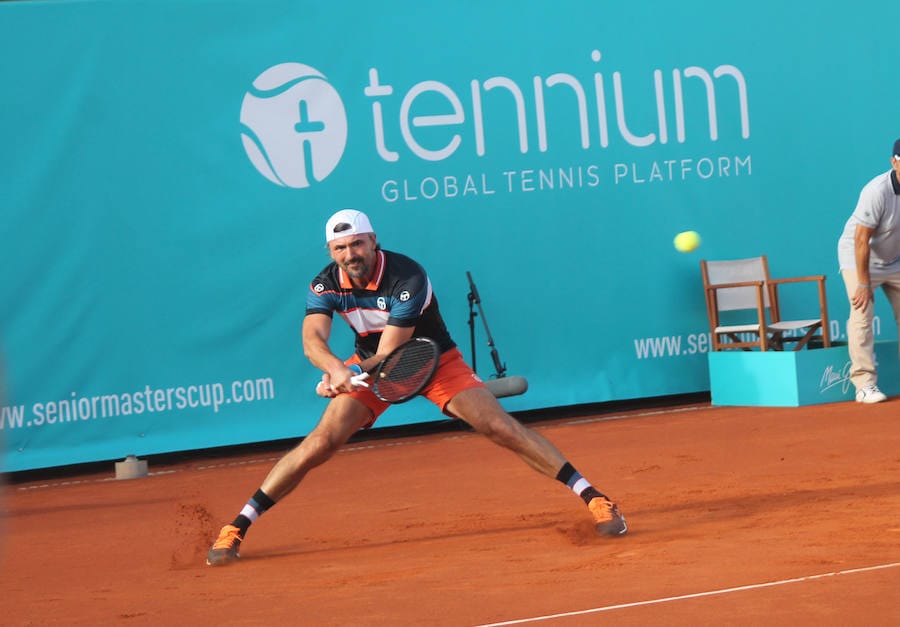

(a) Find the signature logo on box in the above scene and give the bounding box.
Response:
[819,361,852,395]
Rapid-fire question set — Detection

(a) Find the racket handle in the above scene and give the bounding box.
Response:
[350,372,370,388]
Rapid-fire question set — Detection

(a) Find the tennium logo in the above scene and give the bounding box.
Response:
[240,63,348,189]
[240,52,753,198]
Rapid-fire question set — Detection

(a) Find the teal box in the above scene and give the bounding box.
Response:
[709,341,900,406]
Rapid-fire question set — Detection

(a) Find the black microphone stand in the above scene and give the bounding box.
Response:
[466,271,507,379]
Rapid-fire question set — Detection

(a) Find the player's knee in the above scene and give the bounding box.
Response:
[478,414,523,448]
[302,431,342,463]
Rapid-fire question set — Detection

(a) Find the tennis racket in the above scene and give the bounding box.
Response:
[318,337,440,404]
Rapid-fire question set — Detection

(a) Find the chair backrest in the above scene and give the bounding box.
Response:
[702,256,771,311]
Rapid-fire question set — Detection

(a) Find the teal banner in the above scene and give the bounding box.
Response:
[2,1,897,471]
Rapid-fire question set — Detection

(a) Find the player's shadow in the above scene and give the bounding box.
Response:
[242,509,627,563]
[631,478,900,536]
[242,478,900,561]
[637,478,899,516]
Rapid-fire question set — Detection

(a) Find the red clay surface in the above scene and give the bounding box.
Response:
[2,399,899,626]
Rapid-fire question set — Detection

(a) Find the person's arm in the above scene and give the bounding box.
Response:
[302,313,360,394]
[852,223,875,311]
[359,324,416,372]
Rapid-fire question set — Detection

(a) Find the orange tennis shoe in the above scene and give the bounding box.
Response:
[206,524,243,566]
[588,497,628,536]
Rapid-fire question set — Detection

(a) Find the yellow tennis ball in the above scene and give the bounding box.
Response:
[674,230,701,253]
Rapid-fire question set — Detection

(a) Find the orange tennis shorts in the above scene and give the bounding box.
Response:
[346,347,486,426]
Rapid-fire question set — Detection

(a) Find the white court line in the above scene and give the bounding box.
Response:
[474,562,900,626]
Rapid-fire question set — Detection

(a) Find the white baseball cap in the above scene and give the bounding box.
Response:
[325,209,374,243]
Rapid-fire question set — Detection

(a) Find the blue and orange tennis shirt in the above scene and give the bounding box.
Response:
[306,249,456,360]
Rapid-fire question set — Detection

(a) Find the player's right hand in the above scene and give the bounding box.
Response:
[851,285,873,311]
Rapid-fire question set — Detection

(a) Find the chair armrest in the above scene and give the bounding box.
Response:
[768,275,826,286]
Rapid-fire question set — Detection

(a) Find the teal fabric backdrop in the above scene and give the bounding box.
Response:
[1,1,897,471]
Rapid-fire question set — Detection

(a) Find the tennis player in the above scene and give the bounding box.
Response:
[207,209,627,566]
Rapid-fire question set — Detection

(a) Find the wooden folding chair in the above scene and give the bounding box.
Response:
[700,256,830,351]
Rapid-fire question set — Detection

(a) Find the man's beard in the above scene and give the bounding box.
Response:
[343,257,369,279]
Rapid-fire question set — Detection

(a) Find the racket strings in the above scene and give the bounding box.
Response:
[377,341,438,401]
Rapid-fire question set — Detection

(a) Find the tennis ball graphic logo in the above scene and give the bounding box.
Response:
[240,63,348,188]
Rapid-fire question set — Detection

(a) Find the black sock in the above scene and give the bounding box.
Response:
[555,462,608,505]
[230,488,276,535]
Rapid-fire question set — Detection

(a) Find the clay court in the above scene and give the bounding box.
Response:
[2,398,899,626]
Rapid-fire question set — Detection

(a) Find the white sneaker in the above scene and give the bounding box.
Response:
[855,385,887,404]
